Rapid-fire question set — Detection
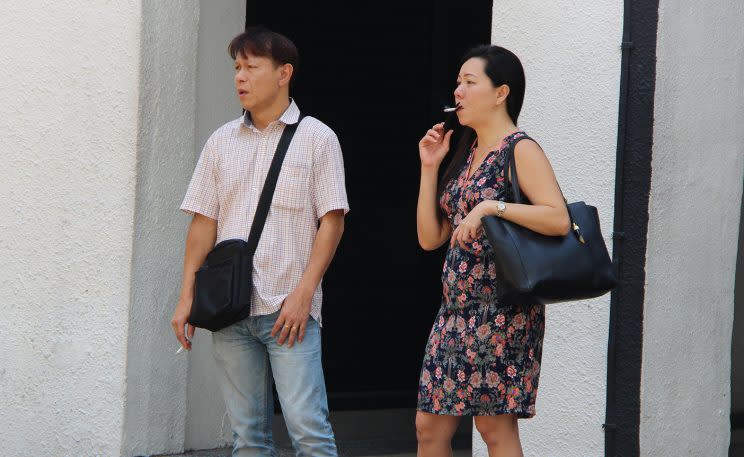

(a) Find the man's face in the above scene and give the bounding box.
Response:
[234,52,287,111]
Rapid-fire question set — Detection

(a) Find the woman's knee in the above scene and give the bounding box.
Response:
[415,411,458,444]
[415,412,434,442]
[474,415,518,446]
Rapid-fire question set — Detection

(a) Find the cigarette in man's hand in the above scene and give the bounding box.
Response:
[175,333,191,354]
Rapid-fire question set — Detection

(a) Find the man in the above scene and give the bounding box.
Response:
[171,27,348,457]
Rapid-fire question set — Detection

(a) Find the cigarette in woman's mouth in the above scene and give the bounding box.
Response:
[442,103,462,131]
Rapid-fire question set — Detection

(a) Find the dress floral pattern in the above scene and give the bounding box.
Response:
[417,131,545,418]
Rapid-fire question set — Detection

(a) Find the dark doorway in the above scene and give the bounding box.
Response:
[246,1,492,411]
[730,182,744,456]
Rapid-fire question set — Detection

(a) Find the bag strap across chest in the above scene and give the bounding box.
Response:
[245,114,306,254]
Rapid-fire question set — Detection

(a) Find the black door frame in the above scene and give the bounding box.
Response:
[603,0,659,456]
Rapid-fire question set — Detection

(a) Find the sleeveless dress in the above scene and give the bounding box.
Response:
[417,131,545,417]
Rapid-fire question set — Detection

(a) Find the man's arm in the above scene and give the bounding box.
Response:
[171,213,218,350]
[271,209,345,347]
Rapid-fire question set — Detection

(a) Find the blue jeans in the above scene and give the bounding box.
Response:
[212,312,337,457]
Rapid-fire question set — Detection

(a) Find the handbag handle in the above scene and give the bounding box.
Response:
[245,114,306,253]
[505,135,565,204]
[504,136,585,243]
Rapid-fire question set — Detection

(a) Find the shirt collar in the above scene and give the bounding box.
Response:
[242,98,301,129]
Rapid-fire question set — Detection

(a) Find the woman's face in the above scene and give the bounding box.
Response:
[454,57,506,128]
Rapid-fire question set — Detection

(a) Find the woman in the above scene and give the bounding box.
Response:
[415,45,570,457]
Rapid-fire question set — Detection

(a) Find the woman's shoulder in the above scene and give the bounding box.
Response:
[511,131,543,153]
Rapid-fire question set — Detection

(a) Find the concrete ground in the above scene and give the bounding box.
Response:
[158,449,471,457]
[154,409,472,457]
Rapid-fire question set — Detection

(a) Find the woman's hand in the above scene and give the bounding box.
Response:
[451,202,485,251]
[419,123,453,168]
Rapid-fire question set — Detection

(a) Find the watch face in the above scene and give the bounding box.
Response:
[498,202,506,210]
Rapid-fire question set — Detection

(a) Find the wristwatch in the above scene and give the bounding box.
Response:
[495,201,506,218]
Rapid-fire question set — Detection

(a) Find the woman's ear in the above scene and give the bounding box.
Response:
[495,84,510,105]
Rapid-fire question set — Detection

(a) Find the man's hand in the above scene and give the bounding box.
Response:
[271,286,313,348]
[269,209,344,348]
[171,299,195,351]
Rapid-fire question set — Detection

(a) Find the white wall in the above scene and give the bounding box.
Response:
[0,2,241,455]
[121,2,200,456]
[640,1,744,455]
[475,2,623,456]
[0,1,142,456]
[122,1,246,454]
[186,0,246,450]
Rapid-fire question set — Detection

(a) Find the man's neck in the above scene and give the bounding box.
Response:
[249,97,291,131]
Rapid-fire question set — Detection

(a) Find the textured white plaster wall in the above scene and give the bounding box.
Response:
[474,2,623,456]
[186,0,245,450]
[640,1,744,455]
[0,1,142,456]
[121,2,200,456]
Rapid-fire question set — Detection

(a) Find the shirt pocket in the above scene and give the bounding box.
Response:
[273,162,310,211]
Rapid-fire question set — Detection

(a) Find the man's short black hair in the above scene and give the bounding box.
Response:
[228,26,299,87]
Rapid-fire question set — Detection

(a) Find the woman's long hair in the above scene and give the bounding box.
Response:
[438,45,526,210]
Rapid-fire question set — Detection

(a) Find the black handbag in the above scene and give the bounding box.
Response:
[481,136,617,305]
[188,114,305,331]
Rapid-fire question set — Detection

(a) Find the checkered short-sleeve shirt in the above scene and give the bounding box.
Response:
[180,100,349,323]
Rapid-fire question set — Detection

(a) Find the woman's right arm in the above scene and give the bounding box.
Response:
[417,123,453,251]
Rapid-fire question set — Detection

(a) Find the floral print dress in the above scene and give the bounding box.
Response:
[417,131,545,418]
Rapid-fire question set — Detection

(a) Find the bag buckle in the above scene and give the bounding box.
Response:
[573,222,586,244]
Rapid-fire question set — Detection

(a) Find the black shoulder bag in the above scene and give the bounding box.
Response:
[481,136,617,305]
[188,115,305,331]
